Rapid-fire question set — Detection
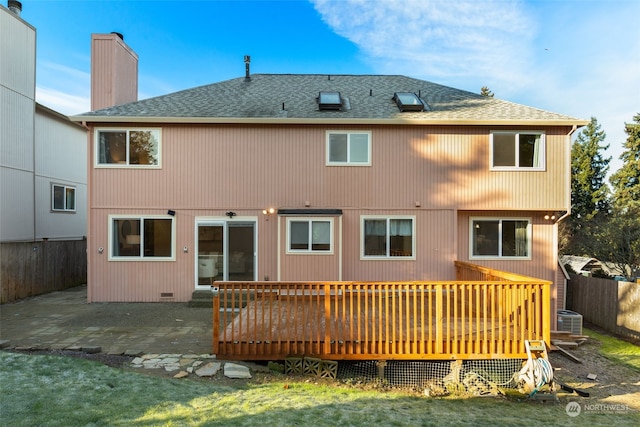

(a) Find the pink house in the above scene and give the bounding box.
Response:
[73,33,587,331]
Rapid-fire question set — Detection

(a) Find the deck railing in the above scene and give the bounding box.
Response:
[212,262,551,361]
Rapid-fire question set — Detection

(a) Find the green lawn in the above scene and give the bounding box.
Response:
[1,350,637,426]
[583,328,640,371]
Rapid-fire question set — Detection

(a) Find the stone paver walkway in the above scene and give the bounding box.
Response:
[0,285,212,355]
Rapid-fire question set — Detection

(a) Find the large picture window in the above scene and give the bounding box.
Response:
[96,129,161,167]
[287,218,332,253]
[326,131,371,165]
[490,131,545,170]
[110,216,174,260]
[470,218,531,259]
[51,184,75,212]
[362,216,414,258]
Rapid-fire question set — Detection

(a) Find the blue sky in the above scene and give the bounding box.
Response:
[16,0,640,176]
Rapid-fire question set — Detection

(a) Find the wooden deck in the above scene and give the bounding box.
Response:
[212,262,551,361]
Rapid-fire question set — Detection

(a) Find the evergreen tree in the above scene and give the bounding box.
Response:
[610,113,640,208]
[589,203,640,280]
[480,86,494,97]
[561,117,611,255]
[570,117,611,220]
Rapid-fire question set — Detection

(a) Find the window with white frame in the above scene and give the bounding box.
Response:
[52,184,76,212]
[326,131,371,165]
[110,216,174,259]
[362,216,415,258]
[490,131,545,170]
[287,218,332,253]
[470,218,531,259]
[96,129,161,167]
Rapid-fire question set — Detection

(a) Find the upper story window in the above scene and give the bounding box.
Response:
[470,217,531,259]
[362,216,415,259]
[287,218,333,253]
[52,184,75,212]
[490,131,545,170]
[326,131,371,166]
[109,215,175,260]
[96,129,161,167]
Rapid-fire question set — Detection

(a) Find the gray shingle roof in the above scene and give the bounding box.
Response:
[74,74,585,125]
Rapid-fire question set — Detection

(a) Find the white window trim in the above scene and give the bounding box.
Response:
[489,131,545,171]
[469,216,532,260]
[286,217,334,254]
[108,214,176,261]
[95,128,162,168]
[326,130,372,166]
[51,183,76,212]
[360,215,416,260]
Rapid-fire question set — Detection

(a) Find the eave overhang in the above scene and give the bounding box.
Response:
[71,115,590,127]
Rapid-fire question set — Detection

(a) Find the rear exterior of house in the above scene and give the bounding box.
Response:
[74,35,586,329]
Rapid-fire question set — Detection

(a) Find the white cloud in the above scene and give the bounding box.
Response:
[36,61,90,115]
[312,0,534,90]
[311,0,640,177]
[36,87,90,116]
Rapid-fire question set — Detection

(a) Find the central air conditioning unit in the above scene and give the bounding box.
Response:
[557,310,583,335]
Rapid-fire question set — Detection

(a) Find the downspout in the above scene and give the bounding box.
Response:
[555,124,578,310]
[555,211,571,311]
[82,121,93,301]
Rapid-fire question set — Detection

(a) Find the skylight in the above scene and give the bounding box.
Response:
[318,91,342,110]
[393,92,425,112]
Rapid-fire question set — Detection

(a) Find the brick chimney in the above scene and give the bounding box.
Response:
[91,32,138,111]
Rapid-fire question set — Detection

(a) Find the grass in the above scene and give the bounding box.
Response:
[1,351,638,426]
[583,327,640,372]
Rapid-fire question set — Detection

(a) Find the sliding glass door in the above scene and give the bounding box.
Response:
[196,220,255,288]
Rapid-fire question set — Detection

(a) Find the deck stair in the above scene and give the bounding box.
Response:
[189,288,255,308]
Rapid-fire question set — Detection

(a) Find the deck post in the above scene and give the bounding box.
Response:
[212,286,220,355]
[324,282,331,355]
[435,284,443,354]
[542,282,551,346]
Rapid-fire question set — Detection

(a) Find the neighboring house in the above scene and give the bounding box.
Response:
[560,255,604,277]
[1,2,87,301]
[73,32,587,334]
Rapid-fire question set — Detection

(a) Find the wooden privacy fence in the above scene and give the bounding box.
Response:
[568,274,640,341]
[212,262,551,361]
[1,240,87,303]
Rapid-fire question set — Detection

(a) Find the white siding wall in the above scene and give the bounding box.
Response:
[0,7,36,98]
[1,7,87,242]
[34,110,88,240]
[1,7,36,242]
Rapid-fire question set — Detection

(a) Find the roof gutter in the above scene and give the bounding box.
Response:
[69,115,590,127]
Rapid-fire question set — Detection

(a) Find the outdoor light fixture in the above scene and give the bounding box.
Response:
[167,210,175,216]
[262,208,275,220]
[226,211,237,218]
